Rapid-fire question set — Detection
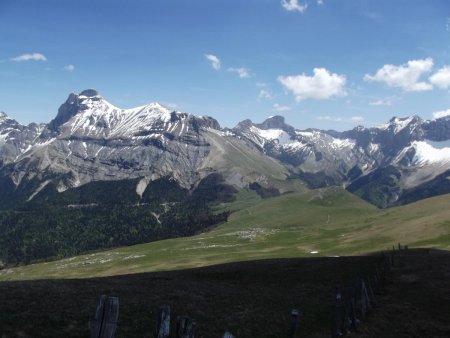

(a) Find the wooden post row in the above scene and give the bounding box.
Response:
[90,295,120,338]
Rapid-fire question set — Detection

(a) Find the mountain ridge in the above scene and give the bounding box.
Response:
[2,89,450,265]
[2,89,450,209]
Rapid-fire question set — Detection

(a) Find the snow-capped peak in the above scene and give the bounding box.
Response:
[76,90,173,120]
[50,90,221,140]
[77,92,118,112]
[387,115,421,133]
[250,126,294,146]
[135,102,173,121]
[61,97,175,138]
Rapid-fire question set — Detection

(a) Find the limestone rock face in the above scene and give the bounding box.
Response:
[0,90,287,202]
[3,90,450,207]
[232,114,450,206]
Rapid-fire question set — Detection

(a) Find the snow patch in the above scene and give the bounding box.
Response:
[296,130,324,143]
[296,131,314,137]
[207,128,235,137]
[284,141,309,152]
[331,138,355,149]
[391,116,414,133]
[251,127,293,145]
[368,142,380,154]
[412,140,450,165]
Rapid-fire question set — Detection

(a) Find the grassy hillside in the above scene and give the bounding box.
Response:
[1,188,449,281]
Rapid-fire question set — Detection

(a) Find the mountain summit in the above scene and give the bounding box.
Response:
[2,89,450,208]
[0,90,286,207]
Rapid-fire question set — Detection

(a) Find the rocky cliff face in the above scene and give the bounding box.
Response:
[232,115,450,207]
[0,112,44,165]
[0,90,286,205]
[232,115,381,187]
[2,90,450,208]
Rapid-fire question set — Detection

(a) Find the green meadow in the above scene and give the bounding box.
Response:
[1,187,449,281]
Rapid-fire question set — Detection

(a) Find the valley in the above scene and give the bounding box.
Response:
[3,2,450,337]
[1,187,448,281]
[1,89,450,268]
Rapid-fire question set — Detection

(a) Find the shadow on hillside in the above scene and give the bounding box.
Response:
[0,248,448,337]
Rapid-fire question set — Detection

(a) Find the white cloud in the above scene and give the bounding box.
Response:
[273,103,291,112]
[317,0,324,5]
[317,115,343,122]
[316,115,364,123]
[12,53,47,62]
[228,67,250,78]
[205,54,221,70]
[259,89,274,100]
[351,116,364,122]
[278,68,347,101]
[369,98,393,106]
[64,64,75,72]
[429,65,450,89]
[364,58,434,92]
[256,82,267,88]
[432,109,450,119]
[281,0,307,13]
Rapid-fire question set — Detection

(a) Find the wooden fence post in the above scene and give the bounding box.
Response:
[288,308,300,338]
[156,305,171,338]
[348,286,358,329]
[90,295,107,338]
[331,287,344,338]
[175,316,195,338]
[360,279,371,321]
[90,295,119,338]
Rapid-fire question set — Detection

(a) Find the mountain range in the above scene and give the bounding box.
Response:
[2,89,450,208]
[2,89,450,264]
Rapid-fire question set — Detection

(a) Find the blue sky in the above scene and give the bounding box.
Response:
[1,0,450,131]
